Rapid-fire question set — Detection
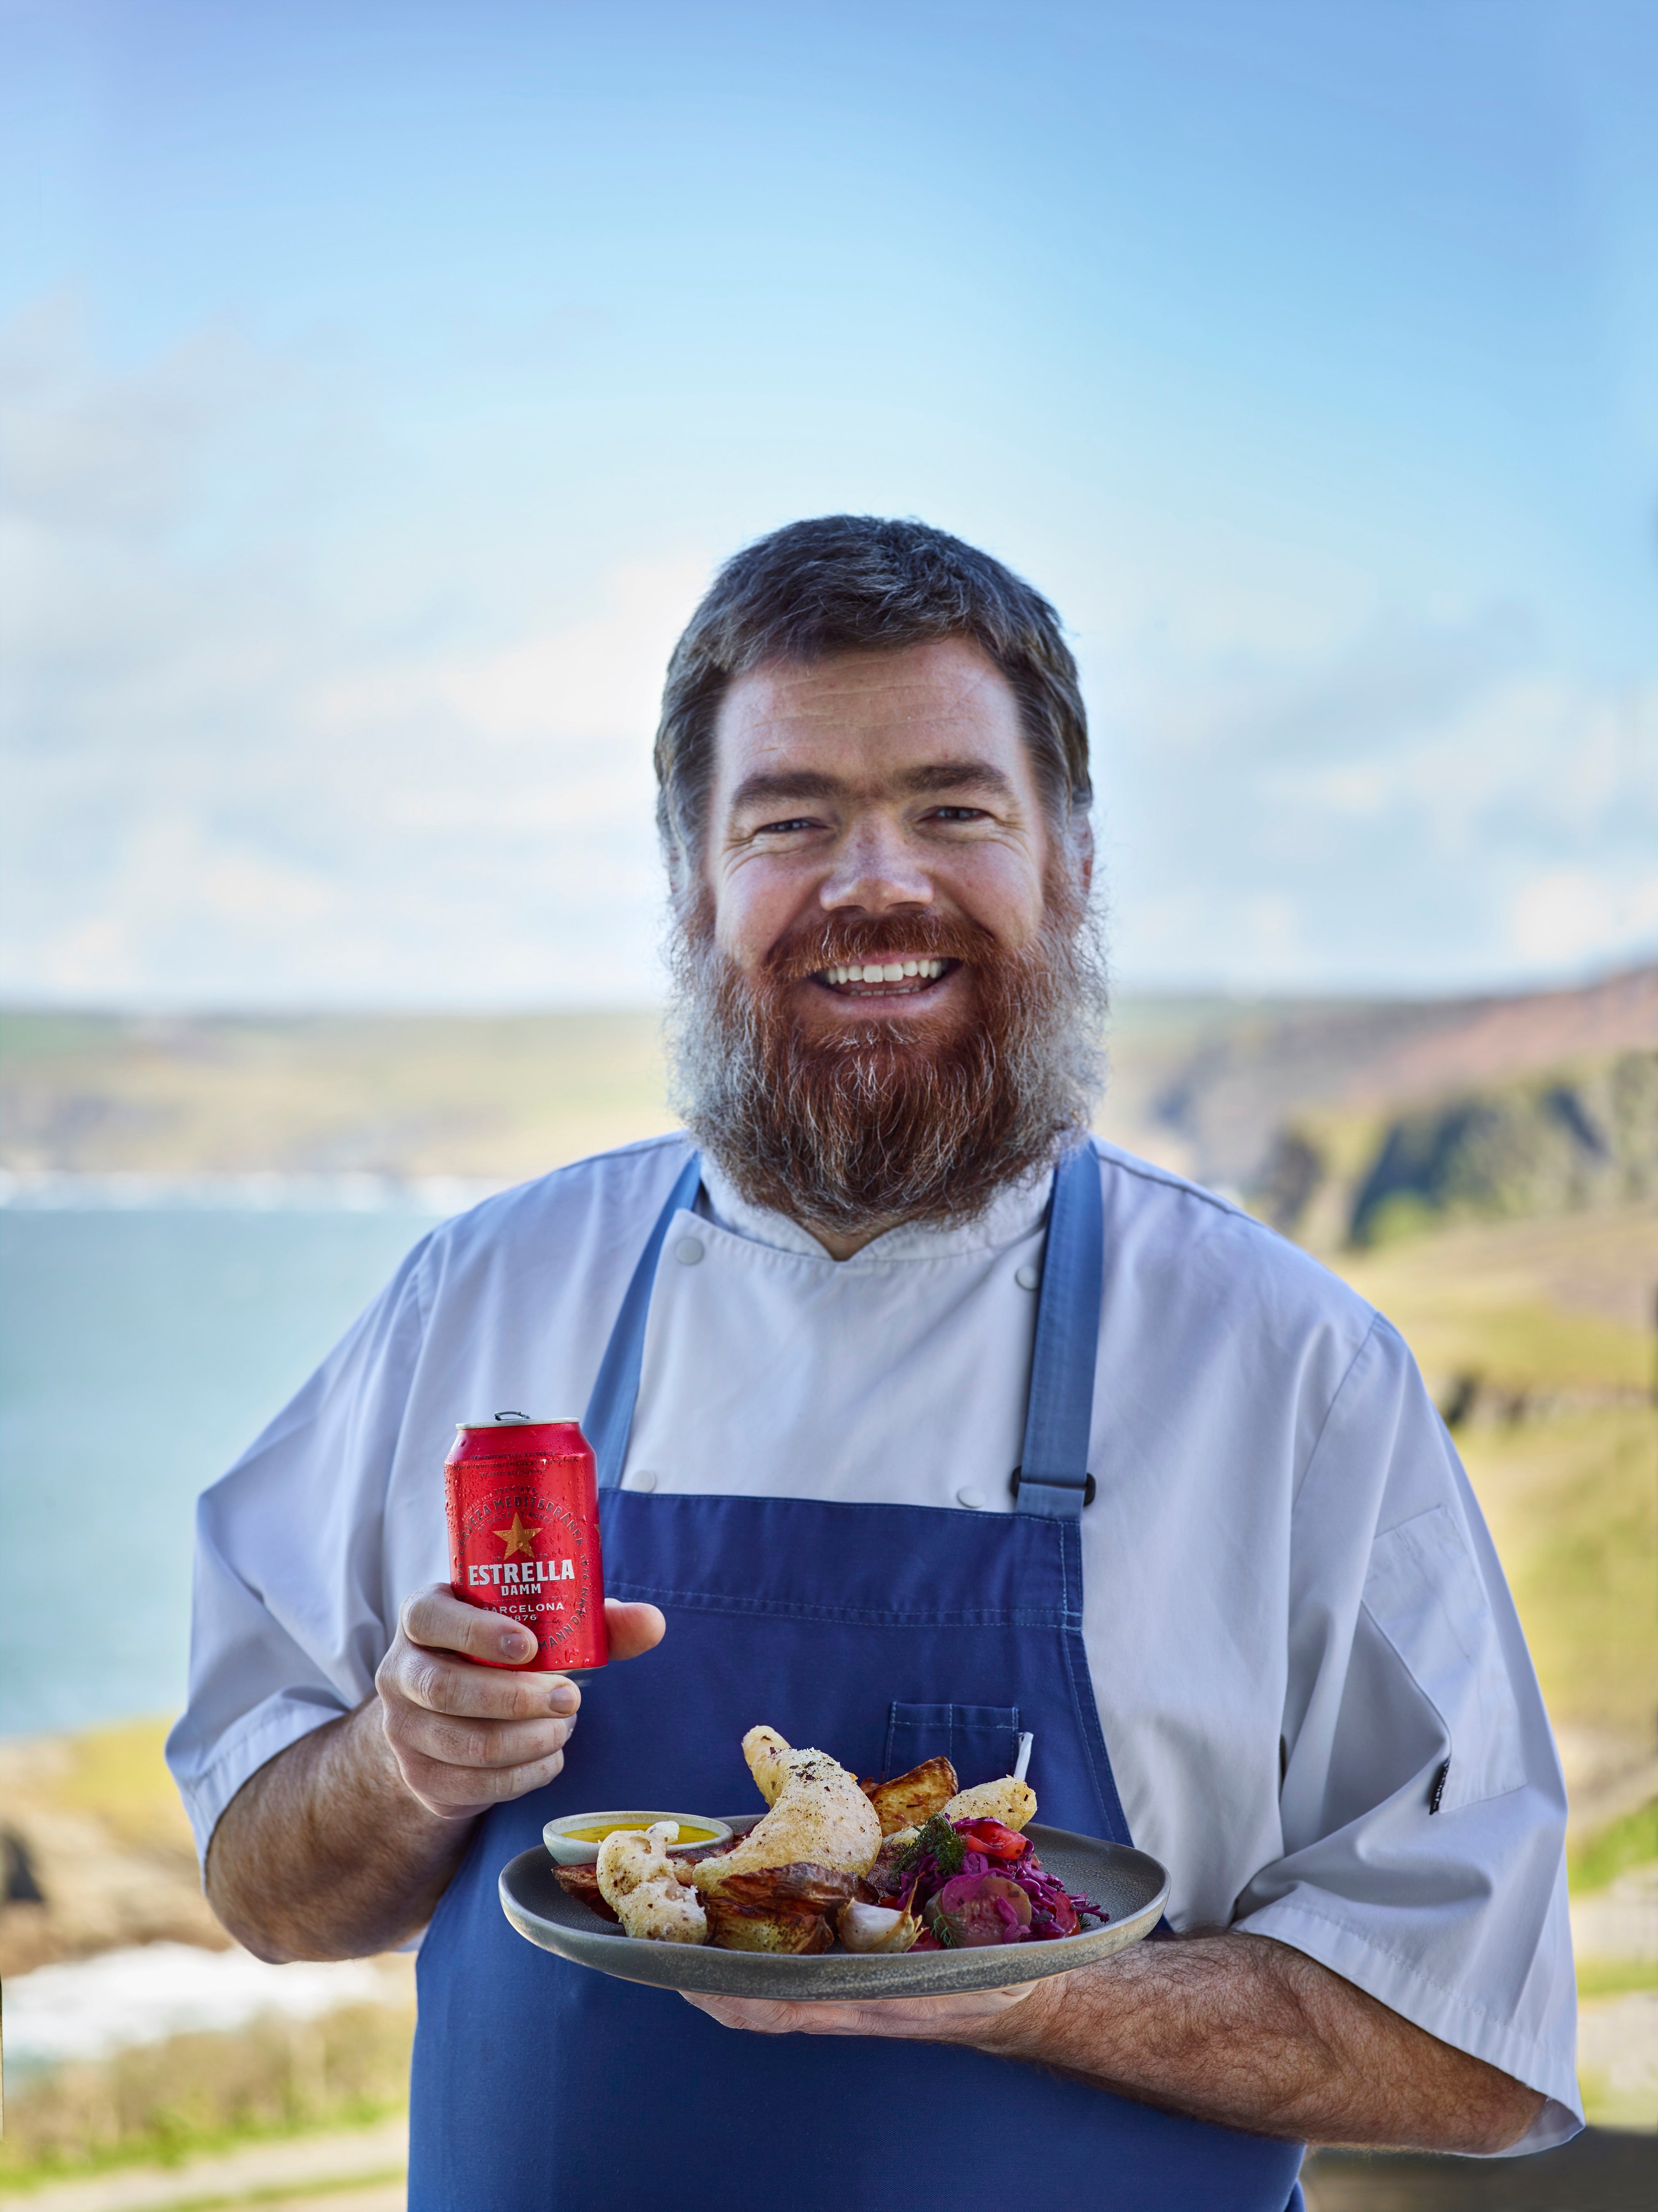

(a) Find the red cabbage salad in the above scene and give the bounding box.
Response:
[868,1813,1107,1949]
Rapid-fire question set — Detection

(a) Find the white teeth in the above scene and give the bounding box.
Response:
[819,956,948,986]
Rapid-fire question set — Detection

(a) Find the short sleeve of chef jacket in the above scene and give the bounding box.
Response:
[165,1134,1581,2154]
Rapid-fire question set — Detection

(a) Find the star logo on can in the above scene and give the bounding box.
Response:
[494,1511,539,1560]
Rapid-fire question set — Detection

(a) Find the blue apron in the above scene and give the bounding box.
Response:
[410,1148,1307,2210]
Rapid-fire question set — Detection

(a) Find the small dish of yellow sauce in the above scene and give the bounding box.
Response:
[542,1810,732,1865]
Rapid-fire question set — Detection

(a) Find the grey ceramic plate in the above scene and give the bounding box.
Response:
[499,1820,1169,2000]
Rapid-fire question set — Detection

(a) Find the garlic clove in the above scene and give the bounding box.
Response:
[837,1898,922,1954]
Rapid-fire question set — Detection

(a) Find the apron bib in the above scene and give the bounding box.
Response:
[410,1149,1306,2210]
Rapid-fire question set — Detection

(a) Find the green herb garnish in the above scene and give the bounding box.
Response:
[923,1895,962,1947]
[899,1812,965,1878]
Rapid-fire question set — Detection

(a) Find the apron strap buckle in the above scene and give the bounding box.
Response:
[1009,1465,1096,1508]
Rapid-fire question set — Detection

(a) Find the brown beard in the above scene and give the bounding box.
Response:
[665,873,1108,1235]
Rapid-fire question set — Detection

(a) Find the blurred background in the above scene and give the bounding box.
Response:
[1,4,1654,2206]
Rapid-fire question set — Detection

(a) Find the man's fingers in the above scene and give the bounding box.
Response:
[390,1706,575,1775]
[397,1588,665,1670]
[397,1743,569,1817]
[604,1599,666,1662]
[681,1984,1044,2038]
[387,1641,578,1722]
[400,1584,535,1665]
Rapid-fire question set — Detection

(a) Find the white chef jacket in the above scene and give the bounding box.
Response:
[167,1132,1580,2148]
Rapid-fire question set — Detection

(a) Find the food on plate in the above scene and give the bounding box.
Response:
[561,1817,725,1846]
[692,1727,882,1892]
[554,1830,732,1923]
[836,1894,924,1953]
[742,1725,795,1806]
[883,1776,1036,1855]
[552,1726,1103,1955]
[860,1811,1098,1949]
[701,1863,858,1954]
[859,1755,959,1837]
[940,1775,1037,1831]
[595,1821,709,1944]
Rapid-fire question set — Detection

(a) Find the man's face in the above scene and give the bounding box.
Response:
[672,633,1103,1235]
[705,636,1074,1035]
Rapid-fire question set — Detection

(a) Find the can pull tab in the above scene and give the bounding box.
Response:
[494,1409,532,1424]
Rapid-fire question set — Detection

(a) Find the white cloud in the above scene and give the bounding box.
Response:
[318,557,707,747]
[3,303,1655,1007]
[1509,867,1658,965]
[1102,609,1658,989]
[0,304,710,1006]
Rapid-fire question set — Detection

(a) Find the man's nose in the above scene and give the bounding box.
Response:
[818,820,934,915]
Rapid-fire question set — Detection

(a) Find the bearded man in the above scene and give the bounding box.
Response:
[169,518,1578,2210]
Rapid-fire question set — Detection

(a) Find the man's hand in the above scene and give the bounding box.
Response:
[206,1592,665,1963]
[375,1586,665,1818]
[685,1933,1546,2156]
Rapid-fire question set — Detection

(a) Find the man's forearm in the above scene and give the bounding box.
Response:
[967,1931,1545,2153]
[206,1698,472,1962]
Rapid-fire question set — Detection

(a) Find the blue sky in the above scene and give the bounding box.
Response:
[3,0,1656,1004]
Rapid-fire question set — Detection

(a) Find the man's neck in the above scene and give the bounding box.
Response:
[803,1217,895,1262]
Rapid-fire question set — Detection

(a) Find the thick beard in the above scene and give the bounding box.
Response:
[666,874,1108,1236]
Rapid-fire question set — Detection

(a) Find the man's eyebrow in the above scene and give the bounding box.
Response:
[729,759,1017,813]
[729,769,844,811]
[895,760,1016,800]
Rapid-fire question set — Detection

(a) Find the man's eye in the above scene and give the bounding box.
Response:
[929,807,988,823]
[755,817,821,835]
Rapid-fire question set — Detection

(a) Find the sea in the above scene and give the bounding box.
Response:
[0,1178,495,1741]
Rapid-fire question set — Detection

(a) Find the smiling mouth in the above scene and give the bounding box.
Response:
[811,956,956,998]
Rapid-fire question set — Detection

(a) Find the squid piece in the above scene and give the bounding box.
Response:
[696,1729,882,1892]
[596,1821,709,1945]
[743,1725,794,1807]
[555,1831,736,1925]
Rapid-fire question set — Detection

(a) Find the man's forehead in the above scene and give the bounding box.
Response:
[712,638,1026,789]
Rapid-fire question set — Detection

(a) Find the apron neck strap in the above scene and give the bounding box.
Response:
[1012,1142,1103,1520]
[586,1141,1104,1514]
[586,1151,704,1490]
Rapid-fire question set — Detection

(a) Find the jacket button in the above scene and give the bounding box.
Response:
[624,1469,659,1492]
[674,1238,705,1265]
[1015,1263,1041,1290]
[956,1485,987,1509]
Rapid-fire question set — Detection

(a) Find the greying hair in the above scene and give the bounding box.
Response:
[653,515,1092,874]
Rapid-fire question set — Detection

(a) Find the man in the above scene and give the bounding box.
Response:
[168,517,1578,2209]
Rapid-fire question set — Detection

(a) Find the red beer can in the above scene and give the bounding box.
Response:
[444,1413,609,1675]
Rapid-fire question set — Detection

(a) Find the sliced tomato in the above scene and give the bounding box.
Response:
[956,1819,1028,1862]
[1036,1892,1079,1937]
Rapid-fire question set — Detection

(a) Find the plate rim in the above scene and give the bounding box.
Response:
[499,1819,1170,2000]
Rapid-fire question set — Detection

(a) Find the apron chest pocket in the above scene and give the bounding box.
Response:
[884,1702,1021,1787]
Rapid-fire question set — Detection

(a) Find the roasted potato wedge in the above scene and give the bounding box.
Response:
[554,1861,619,1922]
[705,1901,837,1954]
[858,1756,960,1837]
[701,1862,855,1954]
